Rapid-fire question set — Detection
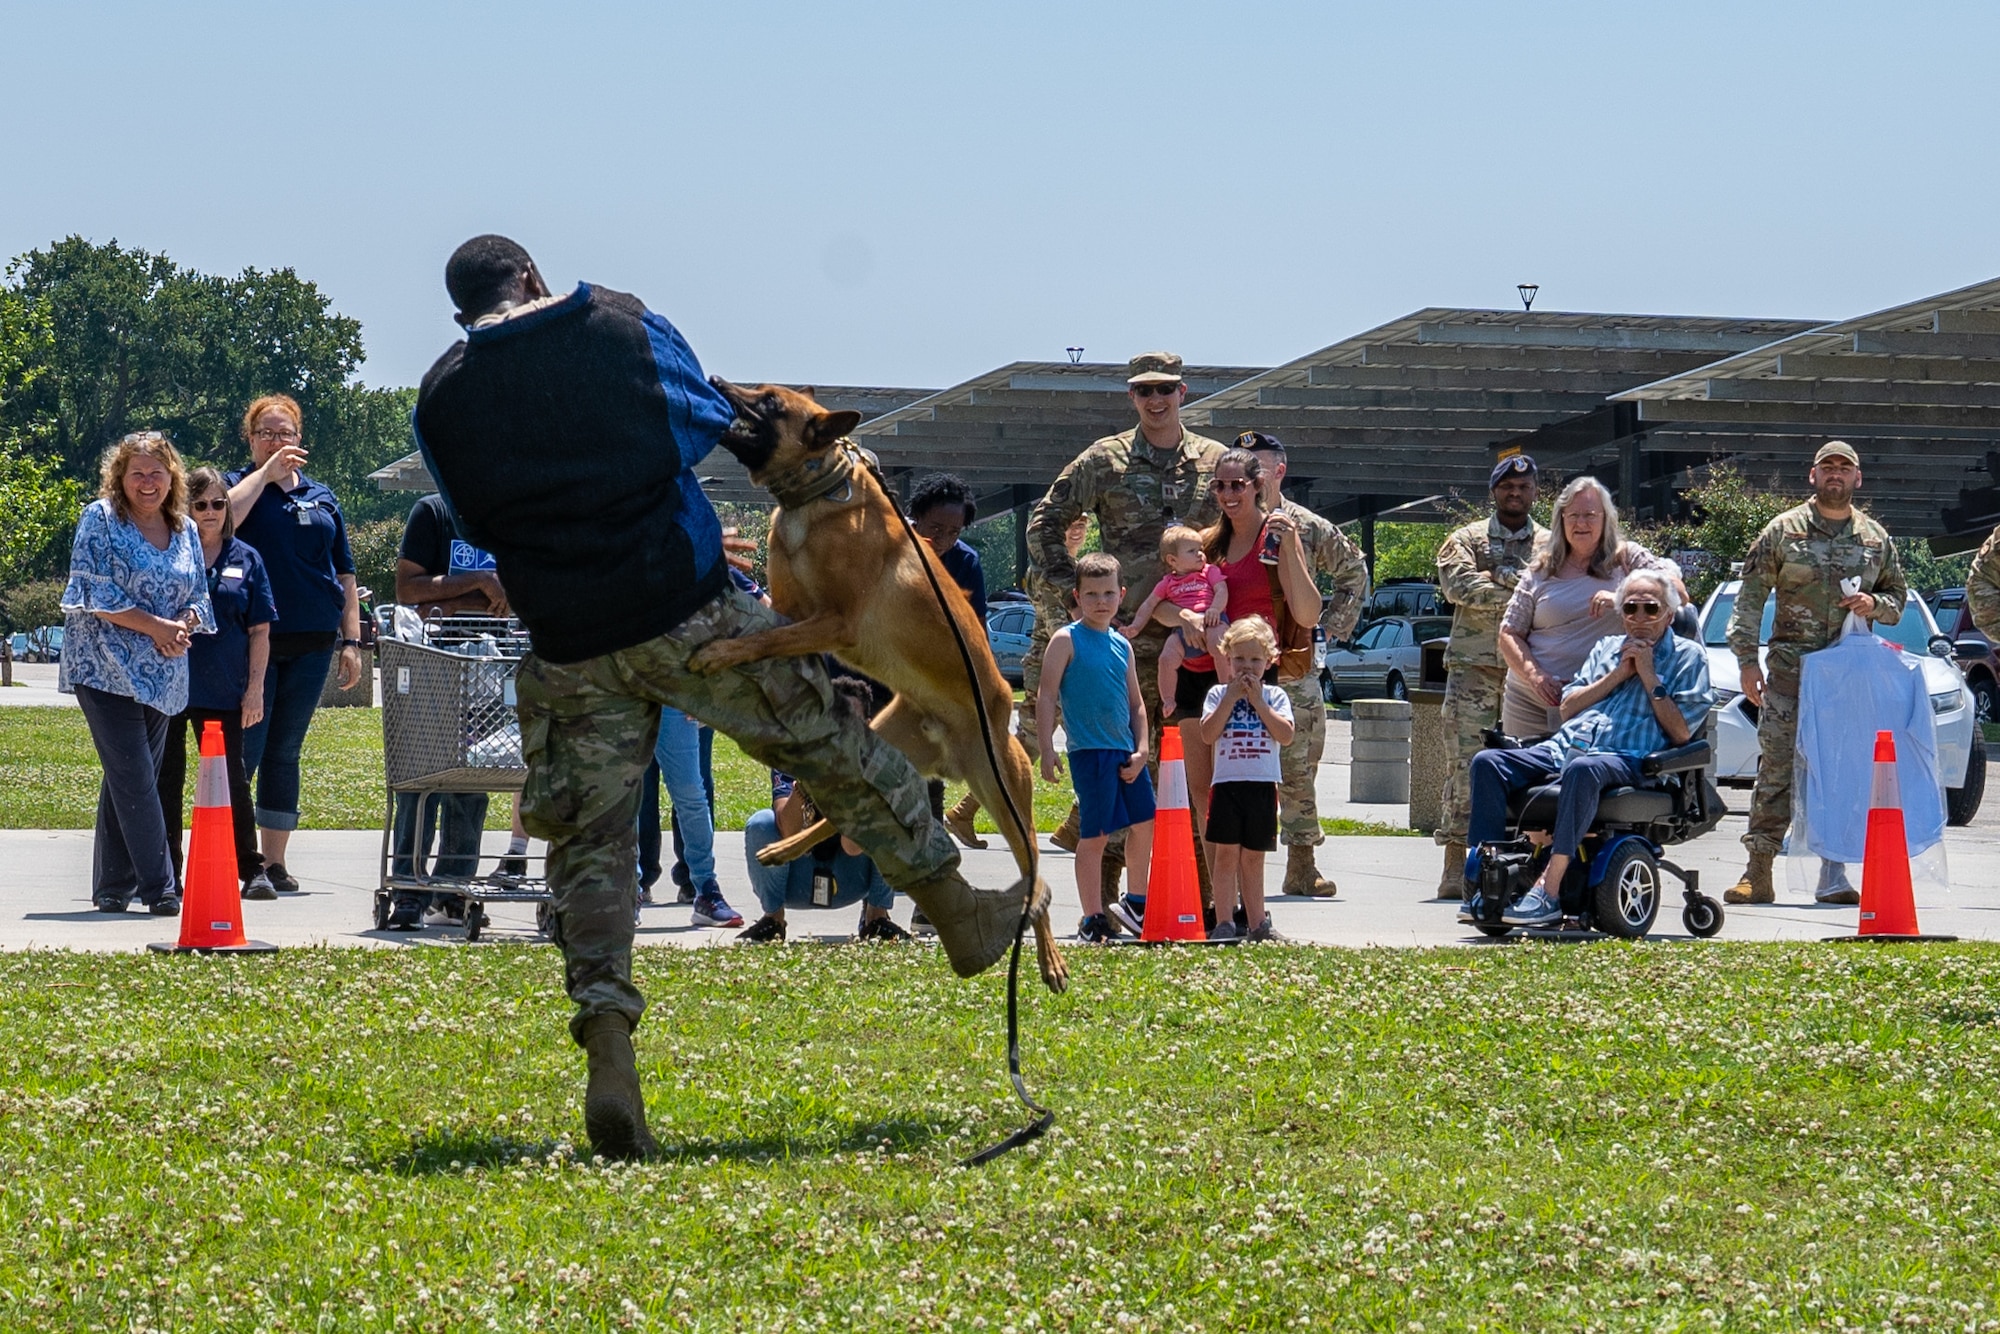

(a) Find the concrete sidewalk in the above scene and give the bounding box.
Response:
[9,718,1995,952]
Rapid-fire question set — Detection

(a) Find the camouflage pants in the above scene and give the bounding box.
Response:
[1278,674,1327,847]
[514,585,955,1044]
[1744,683,1799,858]
[1437,664,1506,845]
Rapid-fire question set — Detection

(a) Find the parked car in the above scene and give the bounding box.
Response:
[28,625,63,664]
[1321,615,1452,704]
[1925,588,1999,724]
[986,602,1036,687]
[5,632,29,662]
[1698,580,1985,826]
[1362,578,1445,622]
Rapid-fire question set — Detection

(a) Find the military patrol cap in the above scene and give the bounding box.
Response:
[1236,431,1285,455]
[1813,440,1860,467]
[1489,454,1538,488]
[1126,352,1185,385]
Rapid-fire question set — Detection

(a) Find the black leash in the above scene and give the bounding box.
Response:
[877,464,1052,1165]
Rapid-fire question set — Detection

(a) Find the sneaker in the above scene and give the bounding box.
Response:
[1815,861,1860,905]
[266,864,301,894]
[1501,885,1562,928]
[94,892,132,914]
[638,885,657,907]
[1076,913,1116,943]
[149,893,182,918]
[857,915,912,943]
[736,914,787,944]
[387,896,425,930]
[909,907,936,936]
[497,856,528,880]
[1106,893,1147,936]
[1455,896,1482,926]
[1246,915,1283,942]
[676,882,696,905]
[692,890,744,928]
[1207,920,1241,942]
[242,870,277,901]
[422,896,467,927]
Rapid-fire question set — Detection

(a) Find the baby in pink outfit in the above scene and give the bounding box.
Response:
[1122,525,1228,717]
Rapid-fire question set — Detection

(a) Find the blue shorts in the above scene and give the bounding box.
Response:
[1069,748,1156,839]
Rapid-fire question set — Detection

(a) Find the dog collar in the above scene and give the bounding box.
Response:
[765,442,859,509]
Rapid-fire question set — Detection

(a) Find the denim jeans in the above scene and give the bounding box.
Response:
[74,683,176,906]
[241,646,335,831]
[1468,747,1645,860]
[636,706,716,890]
[743,808,893,917]
[669,722,716,889]
[391,791,490,879]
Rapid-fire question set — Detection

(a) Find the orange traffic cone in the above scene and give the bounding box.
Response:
[1829,730,1955,944]
[1141,727,1206,942]
[150,721,277,955]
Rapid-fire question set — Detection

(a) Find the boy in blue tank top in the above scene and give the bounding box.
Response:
[1037,553,1155,943]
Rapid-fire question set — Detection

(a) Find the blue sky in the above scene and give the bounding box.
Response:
[5,2,1997,391]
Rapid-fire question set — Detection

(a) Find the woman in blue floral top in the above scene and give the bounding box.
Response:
[61,432,215,915]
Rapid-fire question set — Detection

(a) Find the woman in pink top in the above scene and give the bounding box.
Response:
[1496,476,1682,737]
[1147,448,1319,841]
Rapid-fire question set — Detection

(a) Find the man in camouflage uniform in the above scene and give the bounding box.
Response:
[1967,523,2000,646]
[1022,352,1225,873]
[1434,454,1544,898]
[1241,431,1369,897]
[412,236,1028,1161]
[1725,440,1906,906]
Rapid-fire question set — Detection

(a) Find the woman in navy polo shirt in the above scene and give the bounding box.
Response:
[157,467,277,899]
[225,393,365,893]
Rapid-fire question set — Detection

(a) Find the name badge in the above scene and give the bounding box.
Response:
[297,507,314,526]
[221,566,244,580]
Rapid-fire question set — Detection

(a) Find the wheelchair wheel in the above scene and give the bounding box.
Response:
[464,901,486,943]
[372,892,390,931]
[1592,844,1662,939]
[1682,893,1724,939]
[1473,923,1513,938]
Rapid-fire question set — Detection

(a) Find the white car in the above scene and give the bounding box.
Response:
[1697,580,1986,826]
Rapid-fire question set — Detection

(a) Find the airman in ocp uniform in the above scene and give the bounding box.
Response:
[1725,440,1906,906]
[1240,431,1369,897]
[1023,352,1224,859]
[1434,454,1545,898]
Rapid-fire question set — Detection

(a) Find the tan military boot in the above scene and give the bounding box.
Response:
[580,1013,657,1161]
[1724,849,1776,904]
[943,792,988,850]
[1050,803,1081,854]
[1437,842,1467,900]
[1282,844,1337,897]
[902,867,1046,977]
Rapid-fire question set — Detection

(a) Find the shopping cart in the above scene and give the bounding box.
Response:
[377,613,550,941]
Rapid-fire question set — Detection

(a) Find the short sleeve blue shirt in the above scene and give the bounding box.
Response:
[59,500,216,715]
[187,537,277,712]
[225,468,353,635]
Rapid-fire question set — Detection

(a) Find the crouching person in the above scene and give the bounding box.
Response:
[1461,571,1712,927]
[737,678,909,944]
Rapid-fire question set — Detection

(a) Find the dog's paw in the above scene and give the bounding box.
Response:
[688,641,742,674]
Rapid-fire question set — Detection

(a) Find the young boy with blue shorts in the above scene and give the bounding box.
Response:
[1037,552,1156,943]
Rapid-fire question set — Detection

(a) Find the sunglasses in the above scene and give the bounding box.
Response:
[1131,382,1181,398]
[1212,477,1254,493]
[189,499,229,512]
[1621,600,1663,616]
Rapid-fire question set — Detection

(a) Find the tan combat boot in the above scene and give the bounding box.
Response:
[1050,804,1081,854]
[1724,849,1776,904]
[1282,844,1338,897]
[901,867,1047,977]
[580,1013,657,1161]
[943,792,987,850]
[1437,842,1467,900]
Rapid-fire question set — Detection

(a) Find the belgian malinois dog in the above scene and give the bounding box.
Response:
[694,380,1067,994]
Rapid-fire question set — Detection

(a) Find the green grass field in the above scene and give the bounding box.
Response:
[2,942,1997,1330]
[0,707,1416,837]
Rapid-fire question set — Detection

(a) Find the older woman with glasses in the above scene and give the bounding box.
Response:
[60,432,215,915]
[1496,477,1682,739]
[225,393,364,894]
[155,466,277,901]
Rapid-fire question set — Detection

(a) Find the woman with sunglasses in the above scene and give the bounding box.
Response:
[59,432,215,915]
[1496,477,1682,739]
[225,393,365,894]
[155,467,277,901]
[1155,449,1319,850]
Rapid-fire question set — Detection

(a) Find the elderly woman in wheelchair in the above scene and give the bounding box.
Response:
[1460,570,1726,938]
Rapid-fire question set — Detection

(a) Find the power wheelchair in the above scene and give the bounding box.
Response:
[1463,730,1728,940]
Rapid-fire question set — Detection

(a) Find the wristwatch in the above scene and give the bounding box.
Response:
[1650,683,1670,700]
[340,638,363,648]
